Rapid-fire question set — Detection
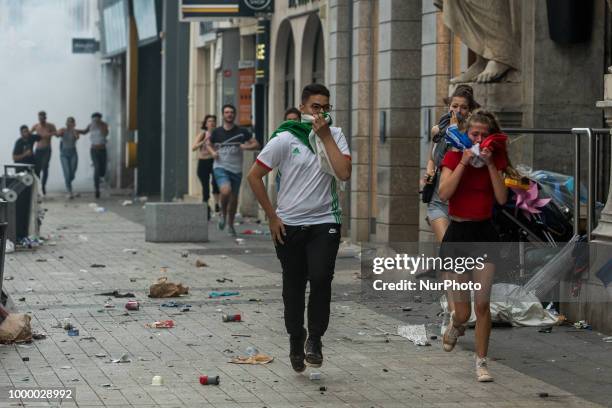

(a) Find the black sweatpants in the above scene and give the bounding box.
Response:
[90,148,107,193]
[275,223,341,339]
[34,147,51,194]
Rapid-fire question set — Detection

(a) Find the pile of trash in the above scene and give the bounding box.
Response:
[440,283,561,327]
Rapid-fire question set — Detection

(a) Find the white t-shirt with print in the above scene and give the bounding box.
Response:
[256,127,351,226]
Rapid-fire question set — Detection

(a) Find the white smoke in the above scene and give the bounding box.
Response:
[0,0,102,193]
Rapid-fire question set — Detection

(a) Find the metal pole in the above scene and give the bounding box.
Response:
[572,128,594,240]
[588,128,595,240]
[574,130,581,237]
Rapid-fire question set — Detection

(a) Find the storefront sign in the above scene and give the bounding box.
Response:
[180,0,273,21]
[239,64,255,126]
[255,19,269,84]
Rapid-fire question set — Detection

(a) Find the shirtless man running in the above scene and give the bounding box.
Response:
[31,110,57,195]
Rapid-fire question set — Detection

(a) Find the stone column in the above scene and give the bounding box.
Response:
[376,0,422,242]
[328,0,353,235]
[349,0,376,242]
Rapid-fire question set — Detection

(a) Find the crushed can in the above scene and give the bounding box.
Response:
[222,314,241,322]
[125,300,140,311]
[199,375,220,385]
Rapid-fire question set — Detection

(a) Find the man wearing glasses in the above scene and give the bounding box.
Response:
[247,84,352,372]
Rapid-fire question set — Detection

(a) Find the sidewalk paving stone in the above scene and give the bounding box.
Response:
[0,196,606,407]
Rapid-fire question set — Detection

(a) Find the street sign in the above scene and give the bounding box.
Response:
[180,0,273,21]
[72,38,100,54]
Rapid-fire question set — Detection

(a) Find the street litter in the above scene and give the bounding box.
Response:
[149,277,189,298]
[574,320,592,330]
[79,336,96,341]
[121,200,133,206]
[151,376,164,386]
[319,386,327,392]
[78,235,88,242]
[200,375,220,385]
[231,334,251,337]
[538,327,553,333]
[398,325,430,346]
[103,302,115,309]
[209,291,239,298]
[123,248,138,254]
[216,278,233,283]
[94,207,106,213]
[97,290,135,298]
[4,276,14,281]
[181,251,188,258]
[90,264,106,268]
[602,336,612,342]
[111,353,131,363]
[249,298,262,302]
[101,384,113,388]
[32,331,46,340]
[35,258,47,262]
[139,196,148,203]
[60,366,72,370]
[241,229,263,235]
[230,353,273,365]
[125,300,140,310]
[440,284,562,327]
[67,328,79,336]
[145,320,175,329]
[22,357,29,361]
[94,353,106,358]
[309,372,321,380]
[235,238,245,245]
[161,301,191,308]
[0,313,32,344]
[246,346,258,356]
[195,259,208,267]
[5,239,15,253]
[222,313,241,322]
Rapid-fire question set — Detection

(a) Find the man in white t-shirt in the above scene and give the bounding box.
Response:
[247,84,352,372]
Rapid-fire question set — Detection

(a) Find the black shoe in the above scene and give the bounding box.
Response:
[95,190,100,199]
[289,328,307,372]
[305,336,323,367]
[206,205,211,220]
[215,203,220,213]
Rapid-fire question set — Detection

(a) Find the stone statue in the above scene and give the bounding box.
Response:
[435,0,520,83]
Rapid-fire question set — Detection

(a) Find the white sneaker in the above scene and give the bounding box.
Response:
[476,357,494,382]
[442,312,465,352]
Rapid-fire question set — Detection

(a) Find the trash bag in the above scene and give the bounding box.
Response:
[148,277,189,298]
[440,284,560,327]
[0,313,32,344]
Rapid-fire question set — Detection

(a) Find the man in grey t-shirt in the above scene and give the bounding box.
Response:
[207,104,259,236]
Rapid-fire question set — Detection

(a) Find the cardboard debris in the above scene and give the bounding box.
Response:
[0,314,32,344]
[230,353,273,365]
[149,277,189,298]
[145,320,175,329]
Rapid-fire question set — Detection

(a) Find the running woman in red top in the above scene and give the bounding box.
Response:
[437,110,508,383]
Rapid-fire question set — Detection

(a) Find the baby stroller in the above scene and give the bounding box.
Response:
[492,170,581,285]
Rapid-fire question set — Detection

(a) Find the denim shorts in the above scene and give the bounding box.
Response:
[213,167,242,195]
[427,197,449,222]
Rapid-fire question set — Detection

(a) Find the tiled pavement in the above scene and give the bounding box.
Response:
[0,196,605,407]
